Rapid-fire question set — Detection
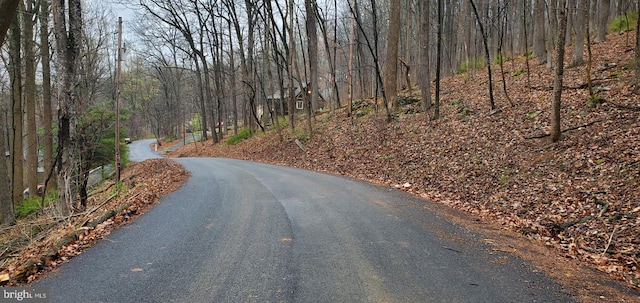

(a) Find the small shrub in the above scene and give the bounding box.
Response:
[398,96,420,106]
[294,128,309,141]
[609,13,638,33]
[15,191,57,218]
[526,110,542,120]
[493,54,511,65]
[512,69,526,77]
[226,128,251,145]
[587,94,605,107]
[458,59,485,74]
[449,98,463,106]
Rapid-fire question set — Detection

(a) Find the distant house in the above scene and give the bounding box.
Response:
[265,83,326,116]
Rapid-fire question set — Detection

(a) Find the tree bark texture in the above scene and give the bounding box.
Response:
[0,0,19,44]
[533,0,546,64]
[24,0,39,198]
[40,0,56,191]
[418,0,431,111]
[9,12,23,206]
[384,0,401,109]
[306,0,319,112]
[52,0,84,215]
[552,0,568,142]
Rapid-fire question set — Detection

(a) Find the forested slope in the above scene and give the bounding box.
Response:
[170,31,640,291]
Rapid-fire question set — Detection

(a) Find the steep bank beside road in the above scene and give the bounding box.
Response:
[168,31,640,294]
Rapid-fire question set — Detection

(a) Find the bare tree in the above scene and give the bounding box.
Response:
[469,0,495,110]
[418,0,430,111]
[434,0,443,119]
[552,0,568,142]
[597,0,611,42]
[0,108,14,225]
[24,0,39,198]
[52,0,84,215]
[8,11,23,206]
[384,0,401,110]
[533,0,546,64]
[40,0,56,191]
[573,0,587,65]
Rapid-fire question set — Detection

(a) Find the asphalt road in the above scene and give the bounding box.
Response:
[35,141,576,302]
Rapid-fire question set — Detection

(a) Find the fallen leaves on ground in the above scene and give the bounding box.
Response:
[168,31,639,295]
[0,159,189,285]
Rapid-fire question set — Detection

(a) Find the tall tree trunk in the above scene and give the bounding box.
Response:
[306,0,319,113]
[288,0,295,133]
[0,0,20,43]
[597,0,610,42]
[24,0,38,198]
[546,1,558,69]
[574,0,587,65]
[434,0,442,119]
[0,110,14,225]
[52,0,83,215]
[552,0,568,142]
[469,0,496,110]
[635,0,640,81]
[347,5,355,120]
[40,0,55,191]
[9,12,23,206]
[384,0,401,110]
[419,0,431,111]
[533,0,547,64]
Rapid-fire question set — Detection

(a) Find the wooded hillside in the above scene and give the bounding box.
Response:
[168,30,640,291]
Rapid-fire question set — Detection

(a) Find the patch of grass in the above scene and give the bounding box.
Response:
[458,59,485,74]
[449,98,463,106]
[294,128,309,141]
[526,110,542,120]
[226,128,251,145]
[609,13,638,33]
[493,54,511,65]
[457,106,473,119]
[512,69,527,77]
[398,96,421,106]
[587,94,605,107]
[15,191,57,218]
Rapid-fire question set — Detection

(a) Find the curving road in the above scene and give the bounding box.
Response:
[35,141,575,302]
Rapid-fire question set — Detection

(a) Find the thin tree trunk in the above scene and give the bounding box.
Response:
[24,0,39,198]
[574,0,587,65]
[636,0,640,81]
[306,0,319,114]
[347,7,355,120]
[435,0,442,119]
[40,0,55,191]
[9,12,23,206]
[0,107,14,225]
[419,0,431,112]
[469,0,496,110]
[226,19,238,136]
[552,0,568,142]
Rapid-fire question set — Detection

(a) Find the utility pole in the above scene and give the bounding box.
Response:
[115,17,122,183]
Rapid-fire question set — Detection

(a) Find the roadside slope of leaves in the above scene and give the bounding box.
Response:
[0,159,189,285]
[168,31,639,293]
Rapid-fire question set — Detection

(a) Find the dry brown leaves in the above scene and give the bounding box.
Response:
[168,31,640,295]
[0,159,189,285]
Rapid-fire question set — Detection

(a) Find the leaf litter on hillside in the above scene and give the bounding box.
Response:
[168,31,639,297]
[0,159,189,285]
